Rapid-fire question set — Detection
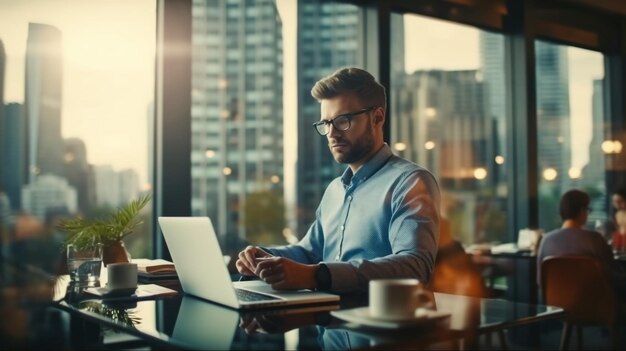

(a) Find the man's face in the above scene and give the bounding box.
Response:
[320,93,376,166]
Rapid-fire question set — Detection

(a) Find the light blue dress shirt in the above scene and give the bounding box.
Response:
[268,144,441,293]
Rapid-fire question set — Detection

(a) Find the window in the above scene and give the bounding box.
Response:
[391,14,509,245]
[190,0,363,253]
[536,42,607,230]
[0,0,155,261]
[148,1,626,314]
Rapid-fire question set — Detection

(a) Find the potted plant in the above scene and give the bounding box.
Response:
[59,194,151,266]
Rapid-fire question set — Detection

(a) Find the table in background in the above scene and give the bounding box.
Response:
[51,276,564,350]
[469,246,539,304]
[470,247,626,305]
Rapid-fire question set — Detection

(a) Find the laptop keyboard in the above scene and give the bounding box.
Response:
[235,288,280,302]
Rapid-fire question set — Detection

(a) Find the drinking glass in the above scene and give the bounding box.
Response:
[67,243,103,285]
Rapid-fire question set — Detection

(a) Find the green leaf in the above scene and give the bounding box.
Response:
[58,194,151,250]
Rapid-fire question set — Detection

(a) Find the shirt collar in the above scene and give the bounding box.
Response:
[340,144,393,188]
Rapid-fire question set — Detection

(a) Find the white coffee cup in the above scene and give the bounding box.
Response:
[107,263,138,291]
[369,279,432,320]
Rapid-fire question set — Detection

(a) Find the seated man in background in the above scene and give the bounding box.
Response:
[236,67,440,294]
[536,189,626,296]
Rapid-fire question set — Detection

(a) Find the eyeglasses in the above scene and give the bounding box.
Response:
[312,107,375,136]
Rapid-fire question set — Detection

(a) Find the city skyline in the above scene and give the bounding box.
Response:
[0,0,155,186]
[0,2,603,187]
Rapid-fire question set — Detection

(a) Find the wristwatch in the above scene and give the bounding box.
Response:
[315,263,332,291]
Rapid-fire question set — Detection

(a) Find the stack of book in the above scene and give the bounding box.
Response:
[133,259,178,281]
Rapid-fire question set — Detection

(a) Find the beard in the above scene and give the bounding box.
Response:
[328,121,376,165]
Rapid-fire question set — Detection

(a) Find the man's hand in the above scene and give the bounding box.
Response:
[236,246,272,276]
[254,256,317,290]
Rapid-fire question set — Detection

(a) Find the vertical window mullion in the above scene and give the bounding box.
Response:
[155,0,193,260]
[505,0,538,236]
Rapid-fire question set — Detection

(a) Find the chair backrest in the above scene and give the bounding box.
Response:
[541,256,616,325]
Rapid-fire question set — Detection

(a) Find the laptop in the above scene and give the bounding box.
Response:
[158,217,340,309]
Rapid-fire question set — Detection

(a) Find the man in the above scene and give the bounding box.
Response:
[236,67,440,293]
[536,189,626,294]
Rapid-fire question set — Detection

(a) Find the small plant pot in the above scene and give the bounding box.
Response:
[103,241,131,267]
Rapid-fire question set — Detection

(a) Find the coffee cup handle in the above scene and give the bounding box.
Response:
[414,289,435,310]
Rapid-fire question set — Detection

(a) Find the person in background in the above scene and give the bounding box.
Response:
[235,67,441,294]
[611,209,626,254]
[612,188,626,214]
[597,188,626,241]
[537,189,626,296]
[610,188,626,230]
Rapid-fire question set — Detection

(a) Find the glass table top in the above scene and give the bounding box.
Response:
[51,275,564,350]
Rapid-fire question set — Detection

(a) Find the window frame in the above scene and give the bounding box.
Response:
[156,0,626,254]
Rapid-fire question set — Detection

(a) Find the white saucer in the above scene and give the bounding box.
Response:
[331,307,450,329]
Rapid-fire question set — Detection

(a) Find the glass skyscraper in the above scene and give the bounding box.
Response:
[535,41,571,193]
[295,0,362,236]
[191,0,284,248]
[24,23,64,184]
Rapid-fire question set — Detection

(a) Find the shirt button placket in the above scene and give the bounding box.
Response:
[337,194,353,261]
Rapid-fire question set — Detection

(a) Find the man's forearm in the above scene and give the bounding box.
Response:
[266,245,321,264]
[324,253,432,293]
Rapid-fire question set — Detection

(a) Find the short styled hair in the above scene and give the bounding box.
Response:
[311,67,386,111]
[559,189,590,221]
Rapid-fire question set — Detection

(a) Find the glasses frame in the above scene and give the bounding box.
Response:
[312,106,376,136]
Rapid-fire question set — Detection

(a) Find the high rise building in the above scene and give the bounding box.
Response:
[479,32,507,186]
[0,39,5,178]
[2,103,25,210]
[63,138,95,212]
[146,101,154,192]
[24,23,64,184]
[393,69,488,243]
[394,70,487,184]
[191,0,284,245]
[584,78,607,222]
[295,1,363,235]
[93,165,118,207]
[93,165,140,209]
[535,41,571,193]
[479,36,571,194]
[118,168,140,205]
[21,174,77,222]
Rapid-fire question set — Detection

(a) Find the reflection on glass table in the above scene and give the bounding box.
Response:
[51,276,565,351]
[77,300,141,329]
[172,295,239,349]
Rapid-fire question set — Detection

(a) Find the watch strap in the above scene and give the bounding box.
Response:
[315,263,332,291]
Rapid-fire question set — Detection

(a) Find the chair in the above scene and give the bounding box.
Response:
[431,240,488,299]
[431,241,508,349]
[541,256,618,350]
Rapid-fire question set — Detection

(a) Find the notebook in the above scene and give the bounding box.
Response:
[158,216,340,309]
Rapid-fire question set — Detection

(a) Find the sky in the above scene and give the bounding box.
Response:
[0,0,155,185]
[0,0,603,188]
